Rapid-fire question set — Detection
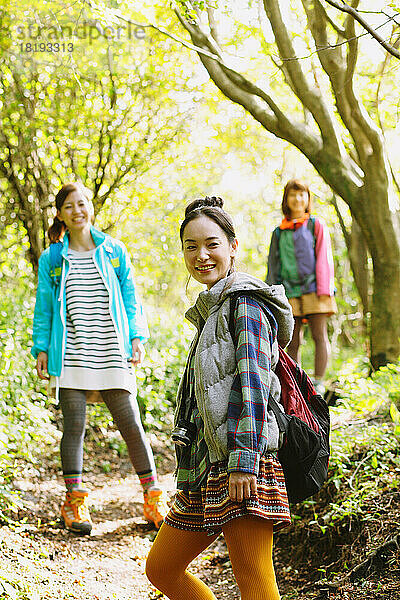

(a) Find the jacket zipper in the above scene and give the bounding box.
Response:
[58,257,69,378]
[194,350,221,459]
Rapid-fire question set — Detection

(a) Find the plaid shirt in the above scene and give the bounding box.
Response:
[176,296,277,490]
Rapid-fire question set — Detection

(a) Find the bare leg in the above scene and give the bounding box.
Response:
[307,313,330,380]
[286,317,303,364]
[146,523,219,599]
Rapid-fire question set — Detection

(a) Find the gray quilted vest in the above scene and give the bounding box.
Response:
[175,272,294,463]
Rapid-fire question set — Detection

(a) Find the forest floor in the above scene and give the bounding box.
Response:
[1,431,400,600]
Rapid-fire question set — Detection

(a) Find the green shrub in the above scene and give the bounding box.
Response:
[334,357,400,413]
[136,319,192,431]
[299,358,400,533]
[0,241,58,523]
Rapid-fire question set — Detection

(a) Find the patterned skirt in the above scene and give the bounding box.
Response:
[165,454,291,535]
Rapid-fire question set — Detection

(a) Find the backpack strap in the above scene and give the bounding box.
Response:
[307,215,315,235]
[266,394,290,433]
[228,293,239,342]
[49,241,63,287]
[307,216,316,249]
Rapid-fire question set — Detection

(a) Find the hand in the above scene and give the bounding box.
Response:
[36,352,49,380]
[131,338,145,366]
[228,472,257,503]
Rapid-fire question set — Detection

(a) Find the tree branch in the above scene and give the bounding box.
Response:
[263,0,342,154]
[302,0,384,170]
[317,0,346,36]
[322,0,400,58]
[374,30,400,196]
[83,0,232,69]
[206,7,220,47]
[175,6,325,157]
[174,3,364,206]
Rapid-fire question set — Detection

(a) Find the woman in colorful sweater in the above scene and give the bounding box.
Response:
[32,182,167,534]
[267,179,336,394]
[146,196,294,600]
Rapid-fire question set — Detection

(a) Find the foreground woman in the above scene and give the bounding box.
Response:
[146,196,294,599]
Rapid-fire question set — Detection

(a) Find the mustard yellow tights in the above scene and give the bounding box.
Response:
[145,517,280,600]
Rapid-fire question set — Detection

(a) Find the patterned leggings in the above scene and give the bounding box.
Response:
[59,388,157,484]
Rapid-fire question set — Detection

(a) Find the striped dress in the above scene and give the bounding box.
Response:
[57,248,136,394]
[166,296,291,535]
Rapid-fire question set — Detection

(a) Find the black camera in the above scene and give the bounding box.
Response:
[171,420,197,447]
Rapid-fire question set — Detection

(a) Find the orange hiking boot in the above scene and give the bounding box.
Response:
[143,489,168,530]
[61,489,92,535]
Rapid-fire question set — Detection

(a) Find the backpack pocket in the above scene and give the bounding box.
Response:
[278,416,328,503]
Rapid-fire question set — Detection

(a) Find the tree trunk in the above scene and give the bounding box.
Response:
[331,197,370,316]
[348,220,369,315]
[370,241,400,368]
[314,163,400,368]
[351,183,400,368]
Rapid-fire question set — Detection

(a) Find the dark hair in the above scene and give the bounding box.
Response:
[281,179,312,218]
[47,182,92,243]
[179,196,236,244]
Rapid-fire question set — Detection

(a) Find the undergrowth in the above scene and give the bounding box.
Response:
[0,243,59,525]
[277,358,400,583]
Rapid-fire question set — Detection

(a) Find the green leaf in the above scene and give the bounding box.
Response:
[390,402,400,424]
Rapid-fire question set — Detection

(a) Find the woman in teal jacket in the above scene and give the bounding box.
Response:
[32,182,167,534]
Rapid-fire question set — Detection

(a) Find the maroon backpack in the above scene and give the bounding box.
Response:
[271,346,330,503]
[229,294,330,503]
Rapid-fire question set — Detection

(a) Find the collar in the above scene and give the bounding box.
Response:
[280,215,310,230]
[185,272,294,348]
[186,275,232,325]
[60,226,107,258]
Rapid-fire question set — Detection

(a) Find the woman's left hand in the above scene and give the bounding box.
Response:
[131,338,145,366]
[228,472,257,502]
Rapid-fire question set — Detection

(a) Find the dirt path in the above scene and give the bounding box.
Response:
[2,473,172,599]
[2,437,399,600]
[1,442,240,600]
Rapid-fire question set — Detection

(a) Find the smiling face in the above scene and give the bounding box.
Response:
[182,215,238,289]
[57,190,93,234]
[286,188,309,219]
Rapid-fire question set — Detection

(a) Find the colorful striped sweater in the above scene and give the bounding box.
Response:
[267,216,335,298]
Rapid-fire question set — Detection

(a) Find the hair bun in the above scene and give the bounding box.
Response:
[185,196,224,217]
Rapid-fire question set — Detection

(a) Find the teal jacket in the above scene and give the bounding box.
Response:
[31,226,149,376]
